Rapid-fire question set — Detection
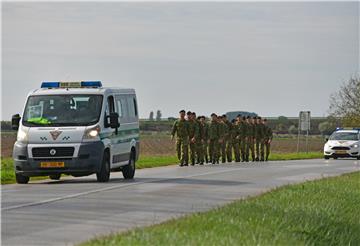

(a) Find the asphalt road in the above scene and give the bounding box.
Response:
[2,159,360,246]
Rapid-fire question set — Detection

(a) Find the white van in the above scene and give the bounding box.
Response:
[12,81,139,184]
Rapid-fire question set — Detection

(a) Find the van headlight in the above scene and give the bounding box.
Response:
[83,125,101,141]
[17,126,29,143]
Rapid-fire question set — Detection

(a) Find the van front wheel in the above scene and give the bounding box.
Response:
[123,152,135,179]
[16,173,29,184]
[96,152,110,182]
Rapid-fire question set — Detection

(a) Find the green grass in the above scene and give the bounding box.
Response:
[1,152,322,185]
[80,171,360,246]
[269,151,323,160]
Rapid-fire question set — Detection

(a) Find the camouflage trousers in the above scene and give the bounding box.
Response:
[189,141,197,164]
[176,138,189,164]
[220,140,227,163]
[264,139,271,161]
[240,139,246,161]
[196,140,205,164]
[232,140,240,162]
[255,139,265,161]
[209,139,219,163]
[226,139,232,162]
[246,138,255,161]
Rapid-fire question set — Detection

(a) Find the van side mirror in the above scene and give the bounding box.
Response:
[11,114,21,130]
[107,112,120,134]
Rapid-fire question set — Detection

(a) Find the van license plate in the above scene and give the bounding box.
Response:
[335,150,347,154]
[40,162,65,168]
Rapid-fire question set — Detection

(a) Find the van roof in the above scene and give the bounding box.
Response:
[28,87,135,96]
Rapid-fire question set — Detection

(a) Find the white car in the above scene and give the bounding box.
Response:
[324,128,360,160]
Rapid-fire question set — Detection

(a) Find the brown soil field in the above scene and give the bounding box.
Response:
[1,132,323,158]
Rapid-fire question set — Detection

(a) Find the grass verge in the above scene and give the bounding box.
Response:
[80,171,360,246]
[1,152,322,184]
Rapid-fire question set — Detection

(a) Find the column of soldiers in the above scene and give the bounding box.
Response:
[171,110,273,166]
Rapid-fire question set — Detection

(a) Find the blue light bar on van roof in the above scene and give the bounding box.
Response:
[41,82,60,88]
[81,81,102,87]
[41,81,102,88]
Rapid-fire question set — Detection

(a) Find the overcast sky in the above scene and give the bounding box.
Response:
[2,2,359,120]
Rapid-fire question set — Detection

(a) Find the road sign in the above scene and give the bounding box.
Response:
[297,111,311,153]
[299,111,311,131]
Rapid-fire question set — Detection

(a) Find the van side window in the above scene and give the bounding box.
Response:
[105,96,115,127]
[126,96,136,118]
[116,100,123,118]
[115,95,129,123]
[107,96,115,113]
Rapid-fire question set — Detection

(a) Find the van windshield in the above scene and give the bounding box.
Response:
[22,95,103,127]
[329,132,359,141]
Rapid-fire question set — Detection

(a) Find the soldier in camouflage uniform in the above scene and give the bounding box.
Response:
[218,115,227,163]
[254,116,265,161]
[256,117,266,161]
[223,115,233,162]
[231,119,241,162]
[171,110,189,166]
[239,116,247,162]
[263,118,273,161]
[203,116,210,163]
[208,113,220,164]
[196,115,206,165]
[187,112,199,166]
[245,116,256,162]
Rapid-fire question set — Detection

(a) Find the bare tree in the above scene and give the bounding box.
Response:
[149,111,154,121]
[156,110,162,121]
[329,76,360,126]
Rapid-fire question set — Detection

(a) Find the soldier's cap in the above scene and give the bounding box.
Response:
[187,111,192,115]
[201,116,206,119]
[222,114,227,118]
[258,116,262,119]
[242,116,246,120]
[246,116,251,119]
[211,113,217,117]
[237,114,242,118]
[179,110,185,113]
[263,118,267,122]
[197,116,201,120]
[192,112,196,116]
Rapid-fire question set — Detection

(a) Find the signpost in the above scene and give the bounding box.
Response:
[297,111,311,153]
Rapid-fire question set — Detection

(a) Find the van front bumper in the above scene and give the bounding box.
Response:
[13,141,105,177]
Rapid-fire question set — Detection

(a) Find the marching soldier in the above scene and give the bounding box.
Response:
[218,115,227,163]
[255,116,265,161]
[223,115,233,162]
[239,116,247,162]
[263,118,273,161]
[203,116,210,163]
[208,113,220,164]
[231,119,241,162]
[188,112,199,165]
[171,110,189,166]
[245,116,255,162]
[197,116,206,165]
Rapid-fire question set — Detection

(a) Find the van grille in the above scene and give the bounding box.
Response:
[32,147,74,158]
[331,146,350,150]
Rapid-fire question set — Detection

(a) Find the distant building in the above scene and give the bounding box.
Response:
[226,111,258,121]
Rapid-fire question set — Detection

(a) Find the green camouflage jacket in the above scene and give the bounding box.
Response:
[171,119,189,139]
